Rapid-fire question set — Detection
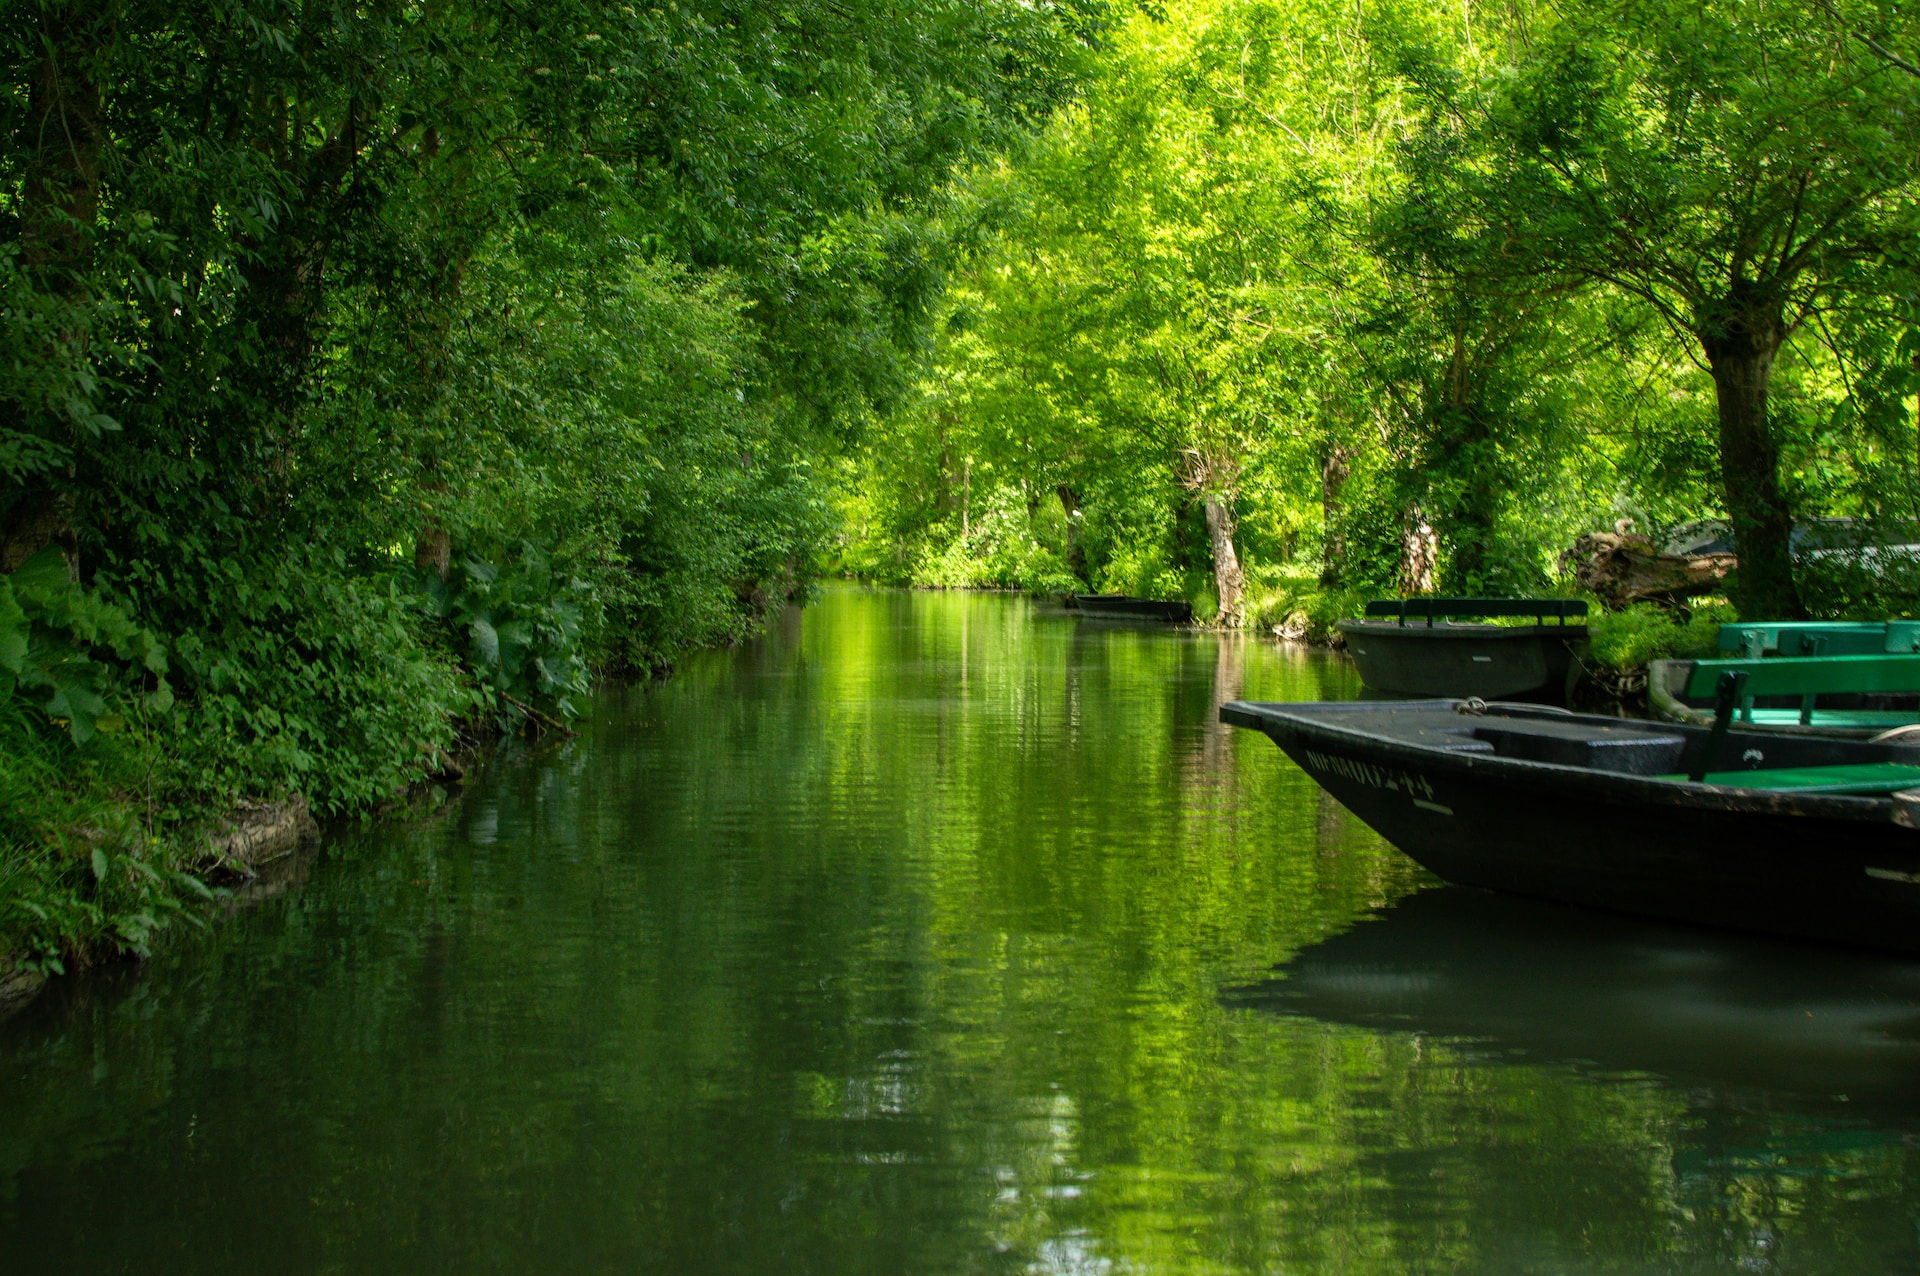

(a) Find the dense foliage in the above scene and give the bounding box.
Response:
[840,0,1920,632]
[0,0,1098,967]
[12,0,1920,974]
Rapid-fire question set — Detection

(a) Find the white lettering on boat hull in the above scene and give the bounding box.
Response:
[1300,748,1448,813]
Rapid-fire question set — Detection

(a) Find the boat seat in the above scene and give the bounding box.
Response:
[1678,655,1920,776]
[1658,761,1920,794]
[1674,652,1920,759]
[1717,621,1920,656]
[1471,719,1685,775]
[1681,654,1920,703]
[1738,707,1920,728]
[1399,727,1495,754]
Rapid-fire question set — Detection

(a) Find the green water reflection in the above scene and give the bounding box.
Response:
[3,585,1919,1273]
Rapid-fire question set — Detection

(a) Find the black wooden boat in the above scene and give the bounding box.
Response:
[1335,597,1587,702]
[1221,697,1920,955]
[1068,593,1193,623]
[1227,887,1920,1117]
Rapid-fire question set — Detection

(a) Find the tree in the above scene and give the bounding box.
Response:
[1427,0,1920,616]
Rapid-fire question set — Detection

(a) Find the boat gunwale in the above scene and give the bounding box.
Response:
[1221,698,1910,822]
[1334,619,1591,640]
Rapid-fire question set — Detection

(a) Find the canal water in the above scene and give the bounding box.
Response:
[4,585,1920,1273]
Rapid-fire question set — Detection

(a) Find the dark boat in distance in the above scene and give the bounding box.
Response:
[1068,593,1193,623]
[1221,697,1920,955]
[1336,597,1587,702]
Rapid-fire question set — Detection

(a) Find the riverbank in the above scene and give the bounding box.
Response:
[0,552,803,1022]
[0,716,491,1025]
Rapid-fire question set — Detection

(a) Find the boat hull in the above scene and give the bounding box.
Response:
[1223,700,1920,955]
[1336,620,1586,701]
[1071,594,1193,623]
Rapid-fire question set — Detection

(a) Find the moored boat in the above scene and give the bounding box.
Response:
[1069,593,1193,623]
[1335,597,1588,702]
[1221,696,1920,955]
[1650,621,1920,737]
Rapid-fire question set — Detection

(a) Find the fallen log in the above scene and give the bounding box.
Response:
[1560,530,1736,609]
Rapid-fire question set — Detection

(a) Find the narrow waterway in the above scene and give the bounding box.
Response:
[4,585,1920,1273]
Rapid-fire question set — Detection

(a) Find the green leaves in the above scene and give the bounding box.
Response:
[413,543,593,724]
[0,549,170,744]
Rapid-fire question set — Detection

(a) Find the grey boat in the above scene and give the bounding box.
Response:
[1336,597,1588,703]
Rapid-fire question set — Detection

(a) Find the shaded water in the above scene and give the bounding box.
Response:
[5,585,1920,1273]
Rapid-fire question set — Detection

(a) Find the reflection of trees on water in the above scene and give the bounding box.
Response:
[6,590,1915,1274]
[1198,631,1244,779]
[1315,787,1348,858]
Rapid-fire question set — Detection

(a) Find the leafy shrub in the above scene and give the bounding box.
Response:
[1585,601,1735,672]
[413,544,594,723]
[0,667,207,972]
[0,547,171,743]
[114,547,473,818]
[903,490,1083,595]
[1244,567,1370,641]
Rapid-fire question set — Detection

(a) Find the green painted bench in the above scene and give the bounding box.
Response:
[1364,597,1587,627]
[1718,620,1920,657]
[1673,655,1920,785]
[1679,654,1920,727]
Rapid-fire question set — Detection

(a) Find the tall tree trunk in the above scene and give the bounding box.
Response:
[231,97,363,497]
[414,524,451,580]
[1400,509,1437,594]
[1698,291,1802,619]
[22,11,102,273]
[1203,495,1245,626]
[1433,409,1496,588]
[961,456,970,541]
[1056,484,1087,585]
[1318,442,1351,588]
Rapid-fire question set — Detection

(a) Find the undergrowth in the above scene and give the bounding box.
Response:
[0,535,774,983]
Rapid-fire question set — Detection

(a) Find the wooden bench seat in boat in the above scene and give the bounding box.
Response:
[1469,718,1685,774]
[1675,656,1920,780]
[1681,654,1920,700]
[1678,654,1920,729]
[1718,620,1920,657]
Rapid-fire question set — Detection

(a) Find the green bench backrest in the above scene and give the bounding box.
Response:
[1717,621,1920,655]
[1364,597,1588,625]
[1718,622,1890,657]
[1681,653,1920,699]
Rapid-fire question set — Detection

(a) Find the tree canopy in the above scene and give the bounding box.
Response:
[843,0,1920,627]
[0,0,1097,963]
[11,0,1920,964]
